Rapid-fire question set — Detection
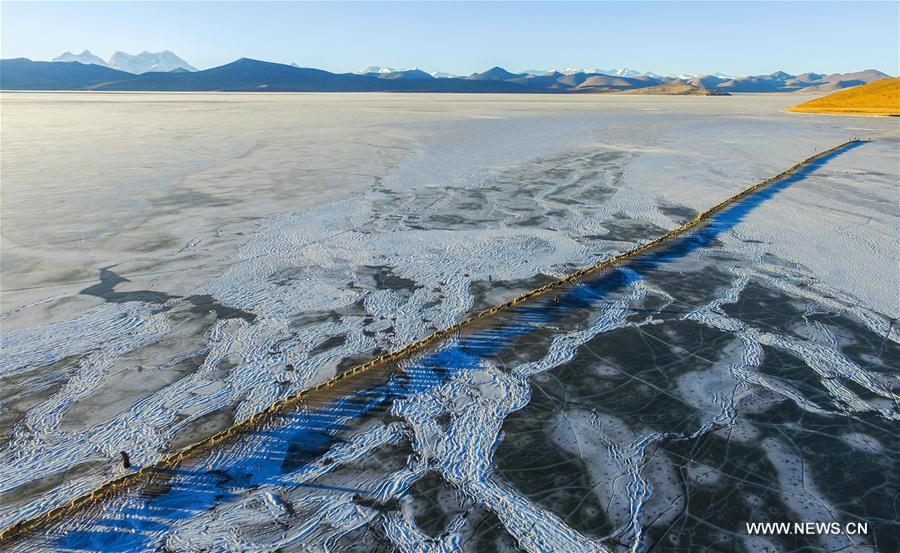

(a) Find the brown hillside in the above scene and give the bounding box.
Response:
[786,77,899,116]
[619,81,729,96]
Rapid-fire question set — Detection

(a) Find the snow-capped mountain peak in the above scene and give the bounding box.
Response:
[669,72,739,80]
[107,50,195,74]
[606,67,642,78]
[549,67,646,78]
[357,65,457,78]
[51,49,195,73]
[357,66,397,75]
[51,50,108,67]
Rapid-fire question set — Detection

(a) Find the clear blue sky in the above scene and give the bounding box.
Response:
[2,1,897,76]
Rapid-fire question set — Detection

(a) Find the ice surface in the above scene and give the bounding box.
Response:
[1,93,898,551]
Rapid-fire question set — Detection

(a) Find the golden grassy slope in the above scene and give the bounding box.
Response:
[786,77,899,116]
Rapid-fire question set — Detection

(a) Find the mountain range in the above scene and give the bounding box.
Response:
[1,56,891,94]
[50,50,195,74]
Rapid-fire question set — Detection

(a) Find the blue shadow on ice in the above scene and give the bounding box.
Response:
[52,142,861,551]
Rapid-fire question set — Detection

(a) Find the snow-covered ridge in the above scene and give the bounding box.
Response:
[51,50,195,74]
[549,67,648,78]
[51,50,107,67]
[108,50,195,74]
[356,65,461,78]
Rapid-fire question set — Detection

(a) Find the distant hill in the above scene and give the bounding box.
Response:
[458,67,889,93]
[377,69,434,80]
[792,70,892,91]
[468,66,527,81]
[0,58,542,93]
[473,70,665,91]
[716,73,794,93]
[90,58,382,91]
[686,75,728,89]
[574,75,655,91]
[0,58,137,89]
[0,57,892,95]
[60,58,534,92]
[715,69,890,93]
[359,67,446,80]
[786,77,900,116]
[619,81,730,96]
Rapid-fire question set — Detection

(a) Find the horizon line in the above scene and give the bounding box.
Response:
[12,54,895,79]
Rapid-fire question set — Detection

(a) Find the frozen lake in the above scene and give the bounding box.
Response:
[1,93,898,551]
